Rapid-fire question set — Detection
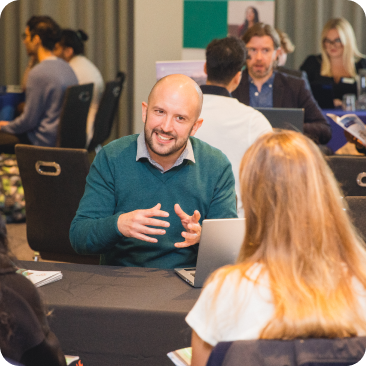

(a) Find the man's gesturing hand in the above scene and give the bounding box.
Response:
[117,203,170,243]
[174,203,201,248]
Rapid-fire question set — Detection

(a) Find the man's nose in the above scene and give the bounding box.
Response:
[160,116,174,132]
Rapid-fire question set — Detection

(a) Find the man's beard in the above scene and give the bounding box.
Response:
[144,120,193,158]
[249,63,272,79]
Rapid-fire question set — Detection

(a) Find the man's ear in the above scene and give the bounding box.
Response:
[203,62,207,75]
[141,102,148,124]
[190,118,204,136]
[32,34,41,46]
[234,70,242,85]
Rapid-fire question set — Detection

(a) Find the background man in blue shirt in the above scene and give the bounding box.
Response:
[232,23,331,145]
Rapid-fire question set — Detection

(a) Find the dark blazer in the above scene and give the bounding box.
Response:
[232,70,332,145]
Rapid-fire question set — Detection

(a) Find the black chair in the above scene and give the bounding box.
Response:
[57,83,93,149]
[15,144,99,264]
[327,156,366,196]
[88,72,126,153]
[207,337,366,366]
[345,196,366,239]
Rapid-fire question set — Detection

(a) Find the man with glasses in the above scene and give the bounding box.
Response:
[0,16,77,152]
[232,23,331,146]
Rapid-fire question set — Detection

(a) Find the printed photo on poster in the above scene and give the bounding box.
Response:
[228,1,275,38]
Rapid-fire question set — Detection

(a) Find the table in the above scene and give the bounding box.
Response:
[19,261,200,366]
[323,109,366,153]
[0,92,25,120]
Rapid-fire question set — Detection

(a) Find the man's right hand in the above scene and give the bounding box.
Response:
[117,203,170,243]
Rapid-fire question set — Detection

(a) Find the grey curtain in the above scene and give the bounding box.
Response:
[0,0,133,140]
[275,0,366,69]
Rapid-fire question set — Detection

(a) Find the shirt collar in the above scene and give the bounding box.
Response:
[249,71,276,87]
[200,84,232,98]
[136,130,195,173]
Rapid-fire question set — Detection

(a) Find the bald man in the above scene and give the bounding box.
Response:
[70,74,237,269]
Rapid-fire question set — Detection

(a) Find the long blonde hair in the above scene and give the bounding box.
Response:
[320,18,364,78]
[208,130,366,339]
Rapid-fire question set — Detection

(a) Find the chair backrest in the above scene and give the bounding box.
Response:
[327,155,366,196]
[88,72,126,152]
[207,337,366,366]
[345,196,366,239]
[57,83,93,149]
[15,144,99,264]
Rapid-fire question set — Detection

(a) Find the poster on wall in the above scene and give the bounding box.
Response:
[227,1,275,38]
[183,0,274,59]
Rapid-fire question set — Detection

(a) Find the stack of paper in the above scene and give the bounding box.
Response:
[65,355,80,366]
[16,268,63,287]
[167,347,192,366]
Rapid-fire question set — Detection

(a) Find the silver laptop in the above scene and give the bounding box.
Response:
[255,107,304,133]
[175,218,245,288]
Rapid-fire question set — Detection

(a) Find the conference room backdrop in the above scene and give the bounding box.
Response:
[0,0,365,137]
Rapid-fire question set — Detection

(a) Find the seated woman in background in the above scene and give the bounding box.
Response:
[54,29,104,147]
[275,29,310,89]
[0,217,66,366]
[186,130,366,366]
[300,18,366,109]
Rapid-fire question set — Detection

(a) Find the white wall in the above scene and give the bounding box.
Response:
[133,0,183,133]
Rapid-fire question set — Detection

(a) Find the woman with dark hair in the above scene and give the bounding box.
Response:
[238,6,259,37]
[186,130,366,366]
[0,217,66,366]
[54,29,104,147]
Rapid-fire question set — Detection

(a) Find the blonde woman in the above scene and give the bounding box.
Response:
[300,18,366,108]
[186,130,366,366]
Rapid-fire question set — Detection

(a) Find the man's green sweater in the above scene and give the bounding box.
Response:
[70,134,237,269]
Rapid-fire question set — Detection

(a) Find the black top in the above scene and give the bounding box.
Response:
[200,84,232,97]
[300,54,366,108]
[232,69,331,145]
[0,268,66,366]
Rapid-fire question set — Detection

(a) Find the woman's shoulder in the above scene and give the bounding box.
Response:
[300,54,322,70]
[356,57,366,71]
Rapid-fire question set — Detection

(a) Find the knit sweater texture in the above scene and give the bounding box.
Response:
[70,134,237,269]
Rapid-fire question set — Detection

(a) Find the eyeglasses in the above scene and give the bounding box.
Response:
[323,38,342,47]
[21,33,27,40]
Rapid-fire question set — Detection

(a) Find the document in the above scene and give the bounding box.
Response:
[327,113,366,145]
[16,268,62,287]
[167,347,192,366]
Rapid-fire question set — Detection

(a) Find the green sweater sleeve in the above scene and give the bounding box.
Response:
[69,149,124,254]
[206,158,238,220]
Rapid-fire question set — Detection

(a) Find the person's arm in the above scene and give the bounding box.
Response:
[191,331,213,366]
[297,79,332,145]
[70,149,170,254]
[2,70,47,135]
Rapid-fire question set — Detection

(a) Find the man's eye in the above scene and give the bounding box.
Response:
[177,116,185,121]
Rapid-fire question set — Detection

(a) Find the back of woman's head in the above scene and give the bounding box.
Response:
[237,130,366,338]
[59,29,88,55]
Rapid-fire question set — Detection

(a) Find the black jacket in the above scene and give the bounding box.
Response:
[232,70,331,145]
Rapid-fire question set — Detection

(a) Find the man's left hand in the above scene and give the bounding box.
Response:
[174,203,201,248]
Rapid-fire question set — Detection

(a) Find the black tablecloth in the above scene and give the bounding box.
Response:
[18,261,201,366]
